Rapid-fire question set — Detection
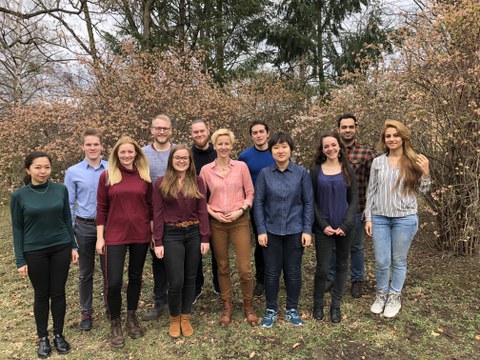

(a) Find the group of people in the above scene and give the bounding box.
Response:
[10,114,431,358]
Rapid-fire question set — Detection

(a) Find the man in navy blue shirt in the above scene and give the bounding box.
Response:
[238,120,275,297]
[64,128,108,330]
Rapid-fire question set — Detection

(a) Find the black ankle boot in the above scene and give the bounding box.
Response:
[53,334,70,355]
[330,307,341,324]
[37,336,51,358]
[313,306,324,321]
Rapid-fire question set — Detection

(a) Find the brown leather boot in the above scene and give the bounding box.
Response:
[219,299,233,326]
[110,318,125,348]
[169,316,181,338]
[243,300,258,326]
[180,314,194,337]
[126,310,144,339]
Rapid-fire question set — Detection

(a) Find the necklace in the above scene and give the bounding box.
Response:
[28,182,50,194]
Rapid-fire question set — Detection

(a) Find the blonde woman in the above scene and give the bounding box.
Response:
[152,144,210,338]
[96,136,153,348]
[365,120,430,318]
[199,129,258,326]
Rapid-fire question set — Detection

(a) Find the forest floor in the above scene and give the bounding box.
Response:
[0,205,479,359]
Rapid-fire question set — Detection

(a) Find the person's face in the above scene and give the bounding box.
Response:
[191,122,210,148]
[172,149,190,174]
[81,135,103,162]
[384,127,403,152]
[150,118,172,145]
[214,135,233,159]
[250,124,269,148]
[271,141,291,166]
[338,118,357,144]
[27,157,51,185]
[117,143,136,169]
[322,136,340,160]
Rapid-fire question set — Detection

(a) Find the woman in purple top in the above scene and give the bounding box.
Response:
[310,131,358,324]
[152,144,210,338]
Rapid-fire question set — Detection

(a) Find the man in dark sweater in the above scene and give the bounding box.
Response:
[238,119,275,297]
[191,119,220,302]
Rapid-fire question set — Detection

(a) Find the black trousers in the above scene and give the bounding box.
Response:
[250,209,265,285]
[163,225,201,316]
[24,244,71,338]
[313,231,352,309]
[104,242,149,320]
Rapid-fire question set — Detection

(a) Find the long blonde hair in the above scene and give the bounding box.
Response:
[159,144,203,199]
[379,120,422,195]
[107,136,151,185]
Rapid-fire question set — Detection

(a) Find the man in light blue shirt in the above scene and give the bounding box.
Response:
[64,128,108,331]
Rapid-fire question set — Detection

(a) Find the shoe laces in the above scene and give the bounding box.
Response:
[386,293,401,306]
[81,313,92,321]
[264,309,277,320]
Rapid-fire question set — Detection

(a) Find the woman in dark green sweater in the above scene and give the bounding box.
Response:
[10,151,79,359]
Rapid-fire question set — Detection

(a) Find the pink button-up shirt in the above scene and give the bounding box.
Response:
[200,159,254,213]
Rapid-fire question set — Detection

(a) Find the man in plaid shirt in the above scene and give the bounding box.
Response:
[326,114,375,298]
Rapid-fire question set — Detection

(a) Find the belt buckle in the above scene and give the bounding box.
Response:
[180,221,189,227]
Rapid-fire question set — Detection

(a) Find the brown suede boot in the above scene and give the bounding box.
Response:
[219,299,233,326]
[169,316,181,338]
[243,300,258,326]
[126,310,144,339]
[110,318,125,348]
[180,314,194,337]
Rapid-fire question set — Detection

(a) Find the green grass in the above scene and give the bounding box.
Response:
[0,205,479,359]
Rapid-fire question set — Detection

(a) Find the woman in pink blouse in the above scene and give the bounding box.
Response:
[152,144,210,338]
[199,128,258,326]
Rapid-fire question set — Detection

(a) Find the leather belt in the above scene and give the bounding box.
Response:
[166,220,200,227]
[76,216,96,223]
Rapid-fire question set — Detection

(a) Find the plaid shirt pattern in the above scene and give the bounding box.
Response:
[347,142,375,212]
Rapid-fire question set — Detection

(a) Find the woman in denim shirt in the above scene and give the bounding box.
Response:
[254,132,314,328]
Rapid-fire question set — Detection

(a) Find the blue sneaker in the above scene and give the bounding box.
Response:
[260,309,277,328]
[285,309,304,326]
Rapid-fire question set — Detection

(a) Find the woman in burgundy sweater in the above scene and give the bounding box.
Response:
[152,144,210,338]
[96,136,153,348]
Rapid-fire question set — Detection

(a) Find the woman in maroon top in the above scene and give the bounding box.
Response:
[153,144,210,338]
[96,136,152,348]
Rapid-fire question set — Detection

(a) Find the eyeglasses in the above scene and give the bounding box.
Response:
[173,156,189,162]
[151,127,171,132]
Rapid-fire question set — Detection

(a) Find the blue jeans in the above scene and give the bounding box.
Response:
[372,214,418,293]
[328,212,364,282]
[263,232,304,312]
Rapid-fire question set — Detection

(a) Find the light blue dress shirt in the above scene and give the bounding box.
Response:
[64,158,108,221]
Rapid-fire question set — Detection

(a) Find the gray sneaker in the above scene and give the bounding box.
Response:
[370,291,388,314]
[142,303,168,321]
[383,292,402,318]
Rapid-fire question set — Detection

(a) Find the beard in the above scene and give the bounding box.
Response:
[194,137,209,149]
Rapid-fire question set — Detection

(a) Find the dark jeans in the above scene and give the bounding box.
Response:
[150,248,168,308]
[250,209,265,285]
[327,212,364,282]
[194,236,220,295]
[263,232,304,312]
[314,230,352,309]
[104,242,149,320]
[24,244,71,338]
[164,225,201,316]
[74,220,106,314]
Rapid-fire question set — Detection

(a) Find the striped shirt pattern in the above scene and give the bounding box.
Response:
[365,154,431,221]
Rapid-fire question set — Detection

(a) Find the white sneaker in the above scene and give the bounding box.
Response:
[383,292,402,318]
[370,291,388,314]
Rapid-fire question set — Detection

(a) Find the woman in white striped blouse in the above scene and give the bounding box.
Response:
[365,120,431,318]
